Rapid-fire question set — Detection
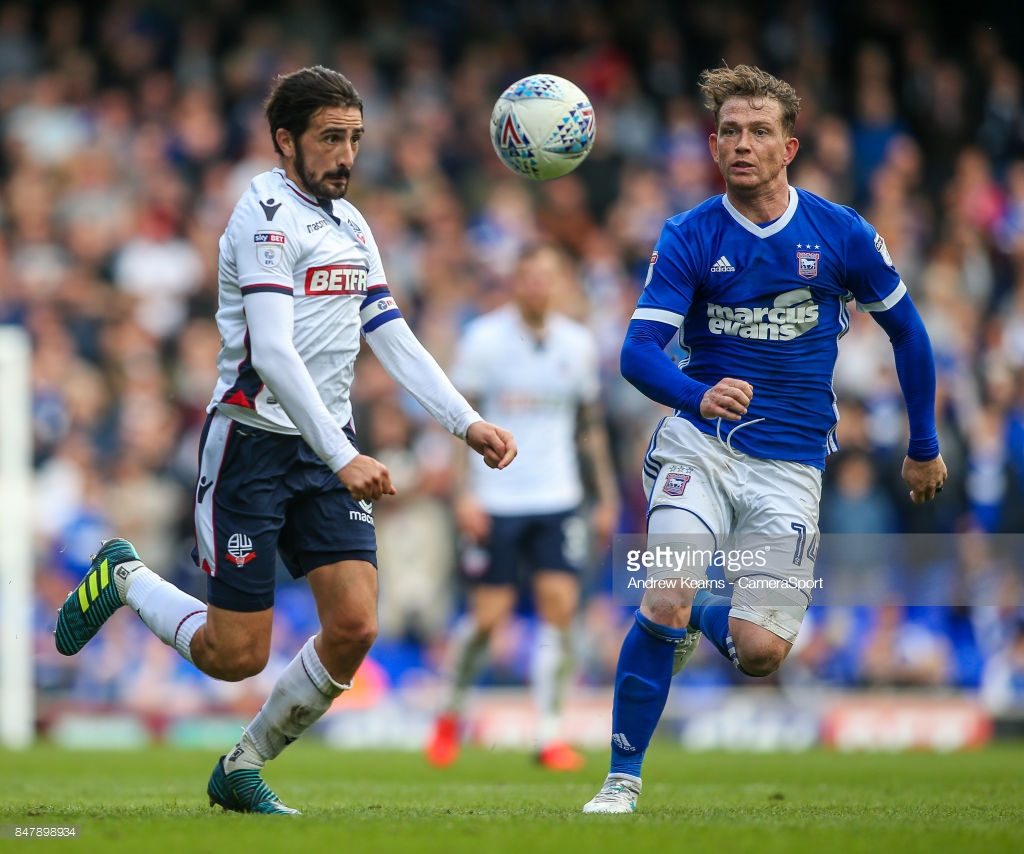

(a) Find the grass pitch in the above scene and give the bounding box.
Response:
[1,744,1022,853]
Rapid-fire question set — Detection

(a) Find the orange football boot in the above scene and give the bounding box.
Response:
[426,713,461,767]
[537,741,585,772]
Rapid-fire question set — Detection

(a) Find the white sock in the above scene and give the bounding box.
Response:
[445,616,490,715]
[124,565,207,664]
[232,636,348,771]
[532,622,573,747]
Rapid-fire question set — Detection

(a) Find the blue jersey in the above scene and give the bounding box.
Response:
[634,186,905,468]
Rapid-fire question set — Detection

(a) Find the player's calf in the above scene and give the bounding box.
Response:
[187,605,272,681]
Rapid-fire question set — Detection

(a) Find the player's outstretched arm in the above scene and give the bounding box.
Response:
[465,421,517,470]
[362,306,482,440]
[869,294,946,504]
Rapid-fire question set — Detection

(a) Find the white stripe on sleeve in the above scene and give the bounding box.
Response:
[857,280,907,313]
[632,307,685,327]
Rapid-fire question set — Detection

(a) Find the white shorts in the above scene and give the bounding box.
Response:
[642,417,822,643]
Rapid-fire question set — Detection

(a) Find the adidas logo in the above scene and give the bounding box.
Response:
[711,256,736,273]
[611,732,636,752]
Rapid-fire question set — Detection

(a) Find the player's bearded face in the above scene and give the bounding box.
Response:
[294,143,351,200]
[290,106,363,200]
[711,98,796,194]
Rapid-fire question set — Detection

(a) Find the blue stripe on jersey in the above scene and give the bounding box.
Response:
[362,309,402,333]
[360,286,403,334]
[359,284,392,306]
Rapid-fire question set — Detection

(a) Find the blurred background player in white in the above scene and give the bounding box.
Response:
[426,243,619,771]
[54,65,516,815]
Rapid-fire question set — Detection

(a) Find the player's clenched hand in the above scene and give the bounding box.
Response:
[466,421,517,470]
[336,454,397,501]
[902,454,947,504]
[455,494,491,543]
[700,378,754,421]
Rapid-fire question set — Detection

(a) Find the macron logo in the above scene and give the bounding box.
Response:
[612,733,636,752]
[711,256,736,273]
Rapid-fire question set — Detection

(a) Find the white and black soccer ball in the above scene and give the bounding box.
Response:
[489,74,596,181]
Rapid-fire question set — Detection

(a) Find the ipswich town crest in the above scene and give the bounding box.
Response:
[796,250,819,279]
[663,471,691,497]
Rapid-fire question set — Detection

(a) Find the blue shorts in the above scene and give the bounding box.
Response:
[462,509,585,587]
[194,410,377,612]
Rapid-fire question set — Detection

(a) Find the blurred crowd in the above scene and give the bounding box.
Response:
[3,0,1024,720]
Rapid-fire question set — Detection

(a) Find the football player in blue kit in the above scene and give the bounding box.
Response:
[584,65,947,813]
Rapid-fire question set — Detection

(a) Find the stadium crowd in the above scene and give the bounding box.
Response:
[3,0,1024,720]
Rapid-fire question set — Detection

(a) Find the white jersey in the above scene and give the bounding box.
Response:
[453,305,600,514]
[212,167,390,435]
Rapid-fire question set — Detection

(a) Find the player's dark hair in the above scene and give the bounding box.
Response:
[265,66,363,156]
[698,65,801,136]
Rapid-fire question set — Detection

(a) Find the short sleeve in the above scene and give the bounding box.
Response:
[230,198,300,295]
[632,219,701,328]
[450,321,490,398]
[845,213,906,313]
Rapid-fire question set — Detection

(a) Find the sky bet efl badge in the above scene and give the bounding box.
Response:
[254,231,286,268]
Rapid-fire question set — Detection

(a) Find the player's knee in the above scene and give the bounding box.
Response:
[642,589,693,629]
[211,646,269,682]
[321,614,378,656]
[471,598,514,636]
[536,599,576,629]
[736,643,787,677]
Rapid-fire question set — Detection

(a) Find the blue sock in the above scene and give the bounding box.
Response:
[609,610,686,778]
[688,589,740,668]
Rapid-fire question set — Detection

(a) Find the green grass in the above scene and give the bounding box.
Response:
[1,744,1022,853]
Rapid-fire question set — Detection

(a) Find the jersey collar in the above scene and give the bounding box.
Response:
[721,185,798,238]
[272,167,326,211]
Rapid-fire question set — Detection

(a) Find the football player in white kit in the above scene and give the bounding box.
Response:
[426,244,619,771]
[55,66,516,814]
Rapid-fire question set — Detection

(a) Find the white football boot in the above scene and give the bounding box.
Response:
[672,627,702,676]
[582,774,642,814]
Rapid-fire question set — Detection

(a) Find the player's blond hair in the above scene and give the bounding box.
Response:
[698,65,801,136]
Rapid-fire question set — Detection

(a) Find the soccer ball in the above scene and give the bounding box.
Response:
[490,74,596,181]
